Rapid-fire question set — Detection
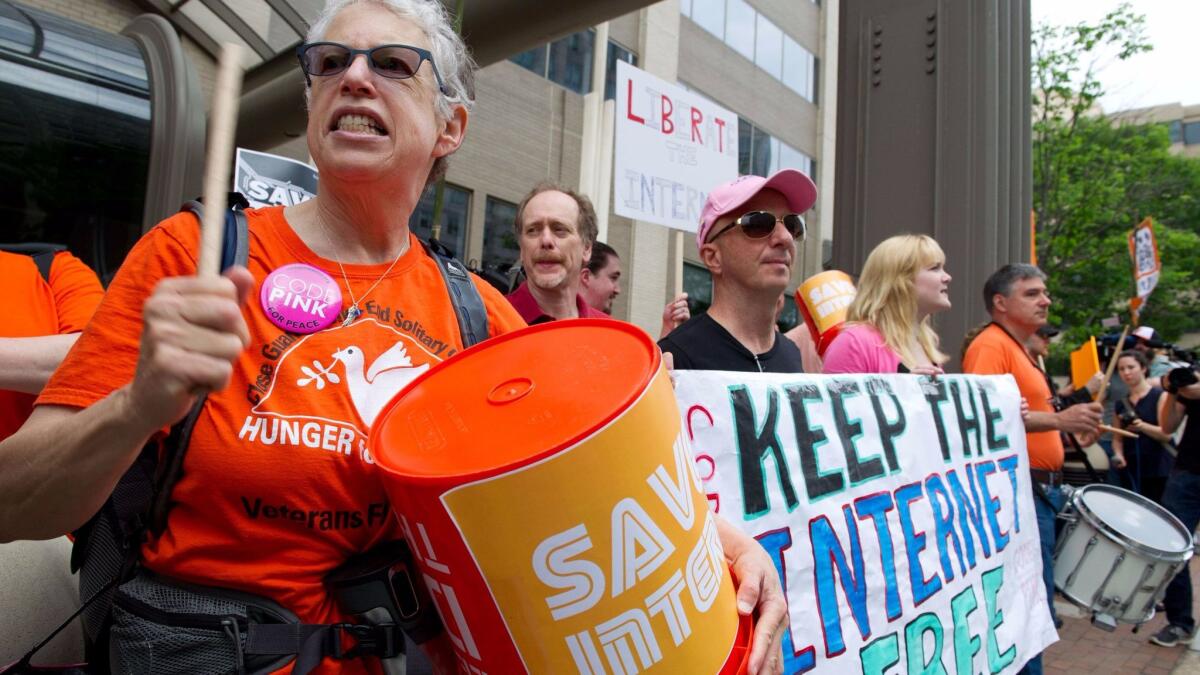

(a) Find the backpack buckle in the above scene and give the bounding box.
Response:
[330,623,401,659]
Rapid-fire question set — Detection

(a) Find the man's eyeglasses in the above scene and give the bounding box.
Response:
[706,211,806,243]
[296,42,451,95]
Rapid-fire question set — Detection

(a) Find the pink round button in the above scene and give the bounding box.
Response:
[260,263,343,334]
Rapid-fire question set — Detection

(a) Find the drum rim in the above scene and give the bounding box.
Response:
[1055,587,1156,625]
[1071,484,1194,562]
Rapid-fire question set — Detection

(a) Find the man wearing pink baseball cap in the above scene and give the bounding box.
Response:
[659,168,817,373]
[1133,325,1174,378]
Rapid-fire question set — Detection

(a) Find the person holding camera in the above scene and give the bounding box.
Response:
[1133,325,1174,378]
[1110,350,1173,504]
[1149,364,1200,647]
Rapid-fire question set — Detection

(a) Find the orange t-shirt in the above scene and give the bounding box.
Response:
[0,249,104,441]
[962,323,1063,470]
[38,207,526,673]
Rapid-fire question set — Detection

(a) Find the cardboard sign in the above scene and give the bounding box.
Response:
[613,60,738,232]
[675,371,1058,674]
[1128,218,1160,319]
[1070,337,1100,391]
[234,148,318,208]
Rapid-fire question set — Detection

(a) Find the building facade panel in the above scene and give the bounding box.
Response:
[751,0,821,54]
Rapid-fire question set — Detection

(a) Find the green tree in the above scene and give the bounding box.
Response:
[1032,3,1200,358]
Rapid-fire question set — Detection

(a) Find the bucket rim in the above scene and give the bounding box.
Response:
[368,318,662,484]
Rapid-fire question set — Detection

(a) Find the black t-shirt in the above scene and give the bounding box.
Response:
[658,313,804,373]
[1173,396,1200,474]
[1114,387,1173,478]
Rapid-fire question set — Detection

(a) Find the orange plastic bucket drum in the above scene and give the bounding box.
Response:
[370,320,749,674]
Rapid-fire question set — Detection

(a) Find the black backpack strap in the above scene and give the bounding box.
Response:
[32,249,59,282]
[421,239,488,349]
[0,242,68,282]
[244,622,404,675]
[148,394,209,535]
[181,192,251,271]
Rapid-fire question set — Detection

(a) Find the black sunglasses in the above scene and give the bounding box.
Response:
[707,211,806,243]
[296,42,451,95]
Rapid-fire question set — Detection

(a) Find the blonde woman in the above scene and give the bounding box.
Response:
[822,234,951,375]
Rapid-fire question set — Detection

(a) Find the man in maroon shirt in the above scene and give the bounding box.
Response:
[506,183,609,324]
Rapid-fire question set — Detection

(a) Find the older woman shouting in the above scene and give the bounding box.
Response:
[0,1,786,673]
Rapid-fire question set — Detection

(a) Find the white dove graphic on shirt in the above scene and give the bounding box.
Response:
[331,341,430,427]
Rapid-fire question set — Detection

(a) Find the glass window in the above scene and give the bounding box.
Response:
[1184,121,1200,146]
[724,0,756,62]
[683,262,713,315]
[782,35,813,101]
[0,3,152,283]
[509,45,547,77]
[779,142,815,179]
[547,30,594,95]
[605,42,637,101]
[750,126,773,177]
[409,184,470,258]
[1167,120,1183,144]
[0,1,36,53]
[691,0,725,40]
[755,14,783,79]
[482,196,520,272]
[680,0,693,17]
[769,137,782,175]
[776,295,799,332]
[738,118,753,176]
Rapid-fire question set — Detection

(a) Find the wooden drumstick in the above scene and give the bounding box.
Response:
[1099,424,1137,439]
[197,43,246,278]
[1095,325,1130,404]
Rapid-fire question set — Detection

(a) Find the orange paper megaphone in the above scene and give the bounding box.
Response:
[795,270,856,356]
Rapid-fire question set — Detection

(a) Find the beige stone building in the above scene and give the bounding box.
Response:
[1107,101,1200,159]
[6,0,837,336]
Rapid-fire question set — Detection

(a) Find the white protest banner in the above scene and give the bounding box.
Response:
[234,148,318,208]
[675,371,1057,674]
[1128,217,1161,320]
[613,60,738,232]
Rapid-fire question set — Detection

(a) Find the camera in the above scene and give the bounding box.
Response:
[1118,409,1139,426]
[1167,366,1199,394]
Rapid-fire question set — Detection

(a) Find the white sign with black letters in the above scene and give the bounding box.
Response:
[234,148,318,208]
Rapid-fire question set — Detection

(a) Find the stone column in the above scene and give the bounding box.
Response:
[832,0,1032,367]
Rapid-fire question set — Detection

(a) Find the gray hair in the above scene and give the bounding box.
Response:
[305,0,477,182]
[306,0,475,117]
[982,263,1046,313]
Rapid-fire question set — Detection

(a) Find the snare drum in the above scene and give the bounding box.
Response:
[1054,484,1193,625]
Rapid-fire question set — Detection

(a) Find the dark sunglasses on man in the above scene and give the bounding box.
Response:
[296,42,451,95]
[706,211,806,243]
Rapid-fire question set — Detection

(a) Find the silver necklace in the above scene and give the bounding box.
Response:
[318,222,409,327]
